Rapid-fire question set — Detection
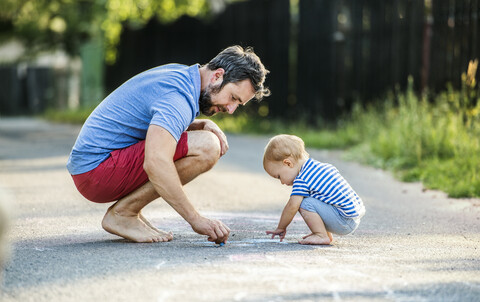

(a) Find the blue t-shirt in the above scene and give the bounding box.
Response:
[67,64,201,175]
[292,158,365,218]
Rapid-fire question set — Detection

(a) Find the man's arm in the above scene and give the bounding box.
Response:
[266,195,304,241]
[187,119,228,156]
[144,124,229,243]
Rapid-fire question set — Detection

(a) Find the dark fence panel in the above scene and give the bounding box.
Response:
[26,67,54,114]
[0,66,55,116]
[0,66,26,116]
[106,0,290,118]
[429,0,480,92]
[3,0,479,118]
[103,0,479,121]
[297,0,424,122]
[296,0,336,119]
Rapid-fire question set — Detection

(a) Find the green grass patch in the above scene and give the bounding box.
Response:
[410,156,480,198]
[43,107,96,124]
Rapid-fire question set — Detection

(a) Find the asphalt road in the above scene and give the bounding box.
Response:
[0,117,479,302]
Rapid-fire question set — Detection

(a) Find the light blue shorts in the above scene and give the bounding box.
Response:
[300,197,361,235]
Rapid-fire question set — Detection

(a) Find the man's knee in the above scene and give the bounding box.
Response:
[201,131,221,167]
[188,130,221,167]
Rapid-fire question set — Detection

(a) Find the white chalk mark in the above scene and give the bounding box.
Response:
[155,261,166,269]
[242,238,288,244]
[234,292,248,301]
[33,246,52,251]
[190,238,289,247]
[229,254,267,261]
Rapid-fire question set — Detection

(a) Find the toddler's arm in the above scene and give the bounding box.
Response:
[266,195,304,241]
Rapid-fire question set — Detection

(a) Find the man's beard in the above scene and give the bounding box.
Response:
[199,84,222,116]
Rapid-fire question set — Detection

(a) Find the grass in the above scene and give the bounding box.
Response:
[43,107,97,124]
[43,73,480,198]
[340,76,480,198]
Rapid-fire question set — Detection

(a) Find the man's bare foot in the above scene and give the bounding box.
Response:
[299,233,332,245]
[139,212,173,241]
[102,206,171,243]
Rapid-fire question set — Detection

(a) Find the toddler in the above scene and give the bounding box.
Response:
[263,134,365,245]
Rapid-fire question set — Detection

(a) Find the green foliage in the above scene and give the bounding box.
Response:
[0,0,104,57]
[0,0,214,62]
[101,0,212,63]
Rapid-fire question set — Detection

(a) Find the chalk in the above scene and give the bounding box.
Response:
[219,242,225,247]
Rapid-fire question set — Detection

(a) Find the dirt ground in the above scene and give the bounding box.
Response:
[0,117,479,302]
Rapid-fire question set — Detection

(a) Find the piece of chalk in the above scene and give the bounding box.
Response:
[219,242,225,246]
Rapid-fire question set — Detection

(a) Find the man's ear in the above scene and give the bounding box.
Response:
[211,68,225,85]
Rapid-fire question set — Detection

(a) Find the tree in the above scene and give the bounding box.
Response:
[0,0,217,63]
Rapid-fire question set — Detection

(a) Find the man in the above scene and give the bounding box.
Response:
[67,45,270,244]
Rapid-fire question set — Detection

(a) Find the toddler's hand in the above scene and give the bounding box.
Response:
[266,228,286,242]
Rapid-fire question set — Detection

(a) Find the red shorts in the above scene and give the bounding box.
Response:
[72,132,189,203]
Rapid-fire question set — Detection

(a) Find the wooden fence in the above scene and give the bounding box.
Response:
[429,0,479,92]
[296,0,426,120]
[106,0,290,118]
[3,0,477,118]
[295,0,479,121]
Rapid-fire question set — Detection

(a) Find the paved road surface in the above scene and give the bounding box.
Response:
[0,118,479,302]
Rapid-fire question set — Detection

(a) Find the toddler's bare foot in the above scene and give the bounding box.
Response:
[102,206,170,243]
[139,212,173,242]
[299,233,332,245]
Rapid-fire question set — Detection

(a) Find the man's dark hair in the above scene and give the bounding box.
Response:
[206,45,271,101]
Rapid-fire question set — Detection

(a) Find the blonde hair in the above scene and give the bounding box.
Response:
[263,134,309,164]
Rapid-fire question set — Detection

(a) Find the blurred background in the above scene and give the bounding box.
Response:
[0,0,478,121]
[0,0,479,198]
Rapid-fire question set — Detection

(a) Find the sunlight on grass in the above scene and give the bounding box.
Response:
[341,74,480,198]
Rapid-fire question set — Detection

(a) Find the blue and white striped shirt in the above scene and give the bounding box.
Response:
[292,158,365,218]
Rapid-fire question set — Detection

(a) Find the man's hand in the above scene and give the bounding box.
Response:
[190,215,230,244]
[266,228,287,241]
